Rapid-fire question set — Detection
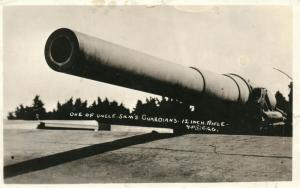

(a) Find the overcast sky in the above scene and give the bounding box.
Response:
[3,5,292,115]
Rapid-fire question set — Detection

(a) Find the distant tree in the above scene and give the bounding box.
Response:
[57,101,62,110]
[7,112,16,120]
[55,97,74,119]
[74,98,82,111]
[89,100,98,113]
[10,95,46,120]
[118,103,130,114]
[133,100,143,115]
[14,104,35,120]
[49,101,63,119]
[100,98,109,112]
[133,97,158,116]
[14,104,24,119]
[31,95,46,119]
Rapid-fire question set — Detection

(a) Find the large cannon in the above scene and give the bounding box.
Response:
[44,28,285,131]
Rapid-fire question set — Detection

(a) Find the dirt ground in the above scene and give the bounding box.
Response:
[3,120,292,183]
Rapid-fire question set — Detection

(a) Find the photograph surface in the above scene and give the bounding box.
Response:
[3,5,293,183]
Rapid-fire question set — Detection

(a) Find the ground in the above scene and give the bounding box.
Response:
[3,120,292,183]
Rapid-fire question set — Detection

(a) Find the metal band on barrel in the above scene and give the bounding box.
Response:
[223,74,241,102]
[189,67,206,93]
[229,73,252,94]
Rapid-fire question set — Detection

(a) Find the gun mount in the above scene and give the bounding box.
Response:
[44,28,286,132]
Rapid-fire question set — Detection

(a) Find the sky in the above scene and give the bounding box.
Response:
[3,5,292,115]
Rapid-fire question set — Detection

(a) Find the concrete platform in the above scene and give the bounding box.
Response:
[3,120,292,183]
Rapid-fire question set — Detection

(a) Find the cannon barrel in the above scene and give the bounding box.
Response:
[44,28,251,104]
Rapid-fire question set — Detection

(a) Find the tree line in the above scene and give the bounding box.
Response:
[7,83,292,135]
[7,95,195,121]
[7,96,130,120]
[7,88,292,122]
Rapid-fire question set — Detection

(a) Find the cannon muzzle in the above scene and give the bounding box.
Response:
[45,28,251,104]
